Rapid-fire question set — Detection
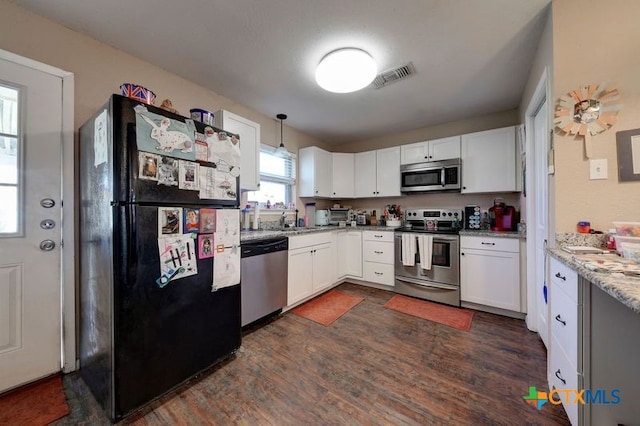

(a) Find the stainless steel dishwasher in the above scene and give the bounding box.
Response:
[240,237,288,327]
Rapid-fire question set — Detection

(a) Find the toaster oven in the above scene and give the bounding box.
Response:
[329,208,351,225]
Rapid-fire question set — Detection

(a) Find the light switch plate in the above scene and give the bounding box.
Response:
[589,159,608,180]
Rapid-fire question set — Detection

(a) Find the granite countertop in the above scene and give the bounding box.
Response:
[548,248,640,314]
[240,225,397,242]
[459,229,525,240]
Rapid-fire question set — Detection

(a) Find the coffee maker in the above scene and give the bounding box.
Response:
[488,198,517,231]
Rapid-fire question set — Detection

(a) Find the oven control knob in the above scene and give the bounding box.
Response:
[441,212,446,216]
[448,212,452,216]
[454,212,458,216]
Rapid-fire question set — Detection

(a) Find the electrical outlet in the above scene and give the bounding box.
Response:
[589,159,608,180]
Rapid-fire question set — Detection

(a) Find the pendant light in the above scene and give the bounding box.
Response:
[274,113,290,158]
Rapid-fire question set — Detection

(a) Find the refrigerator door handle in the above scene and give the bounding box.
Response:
[127,204,138,265]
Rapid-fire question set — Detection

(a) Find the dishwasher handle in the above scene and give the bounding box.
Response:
[241,238,289,257]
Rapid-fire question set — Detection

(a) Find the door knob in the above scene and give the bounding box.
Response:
[40,240,56,251]
[40,219,56,229]
[40,198,55,208]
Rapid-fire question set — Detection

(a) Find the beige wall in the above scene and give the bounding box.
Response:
[0,0,328,218]
[518,4,553,226]
[552,0,640,232]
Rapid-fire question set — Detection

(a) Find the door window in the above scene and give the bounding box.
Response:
[0,84,20,235]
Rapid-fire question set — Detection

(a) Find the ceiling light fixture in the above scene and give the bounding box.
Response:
[315,48,377,93]
[274,113,290,158]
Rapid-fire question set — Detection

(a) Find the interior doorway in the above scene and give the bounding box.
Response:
[525,68,551,348]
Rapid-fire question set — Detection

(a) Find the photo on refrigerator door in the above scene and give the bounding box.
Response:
[183,208,200,233]
[138,151,159,181]
[199,208,216,233]
[198,234,214,259]
[158,207,183,235]
[179,160,200,190]
[157,155,179,186]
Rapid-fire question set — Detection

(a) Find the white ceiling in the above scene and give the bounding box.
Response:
[12,0,550,144]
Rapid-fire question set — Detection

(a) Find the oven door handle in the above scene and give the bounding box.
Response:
[395,276,458,291]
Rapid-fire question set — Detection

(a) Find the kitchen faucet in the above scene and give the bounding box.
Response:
[279,212,287,229]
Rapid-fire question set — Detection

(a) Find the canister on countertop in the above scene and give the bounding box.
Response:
[577,221,591,233]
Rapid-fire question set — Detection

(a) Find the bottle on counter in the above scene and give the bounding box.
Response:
[480,212,490,230]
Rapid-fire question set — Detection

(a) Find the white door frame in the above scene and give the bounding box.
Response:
[0,49,76,373]
[524,67,551,332]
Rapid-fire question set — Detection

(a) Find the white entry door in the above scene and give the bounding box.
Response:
[0,57,63,392]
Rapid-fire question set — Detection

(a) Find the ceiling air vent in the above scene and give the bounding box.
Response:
[372,62,415,89]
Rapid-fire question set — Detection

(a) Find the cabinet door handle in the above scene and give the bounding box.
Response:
[374,272,383,275]
[555,369,566,385]
[481,242,495,246]
[554,314,566,326]
[374,235,383,238]
[461,252,465,256]
[555,272,566,281]
[374,250,383,254]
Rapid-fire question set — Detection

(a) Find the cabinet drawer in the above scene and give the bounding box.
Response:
[460,236,519,252]
[549,335,579,426]
[288,231,334,250]
[549,257,578,302]
[363,261,394,286]
[363,230,394,243]
[363,241,394,264]
[550,282,578,368]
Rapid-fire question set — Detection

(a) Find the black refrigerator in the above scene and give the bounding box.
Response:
[78,95,241,421]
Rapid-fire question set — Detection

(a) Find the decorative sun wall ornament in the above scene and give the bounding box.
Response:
[554,83,622,158]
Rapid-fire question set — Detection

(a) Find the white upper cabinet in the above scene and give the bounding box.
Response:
[299,146,332,197]
[401,136,460,165]
[331,153,355,198]
[214,109,260,191]
[354,150,377,197]
[461,126,517,194]
[375,146,401,197]
[354,147,400,198]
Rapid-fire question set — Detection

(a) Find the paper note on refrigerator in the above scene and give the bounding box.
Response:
[204,128,241,176]
[214,209,240,247]
[198,166,237,200]
[157,235,198,287]
[94,109,108,167]
[212,246,240,290]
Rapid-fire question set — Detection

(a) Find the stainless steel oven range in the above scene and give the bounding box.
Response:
[394,208,462,307]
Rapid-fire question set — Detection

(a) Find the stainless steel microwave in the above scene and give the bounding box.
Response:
[400,158,461,193]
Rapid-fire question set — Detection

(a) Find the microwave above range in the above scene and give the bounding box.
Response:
[400,158,461,193]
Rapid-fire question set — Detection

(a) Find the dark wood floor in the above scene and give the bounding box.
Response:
[55,283,570,425]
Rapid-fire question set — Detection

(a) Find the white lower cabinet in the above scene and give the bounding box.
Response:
[460,236,521,312]
[548,257,581,426]
[362,231,394,286]
[337,230,362,279]
[287,232,336,306]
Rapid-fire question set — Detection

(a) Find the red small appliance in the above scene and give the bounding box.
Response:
[489,198,517,231]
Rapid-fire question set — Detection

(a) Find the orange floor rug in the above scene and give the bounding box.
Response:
[0,375,70,425]
[292,290,364,326]
[384,295,474,331]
